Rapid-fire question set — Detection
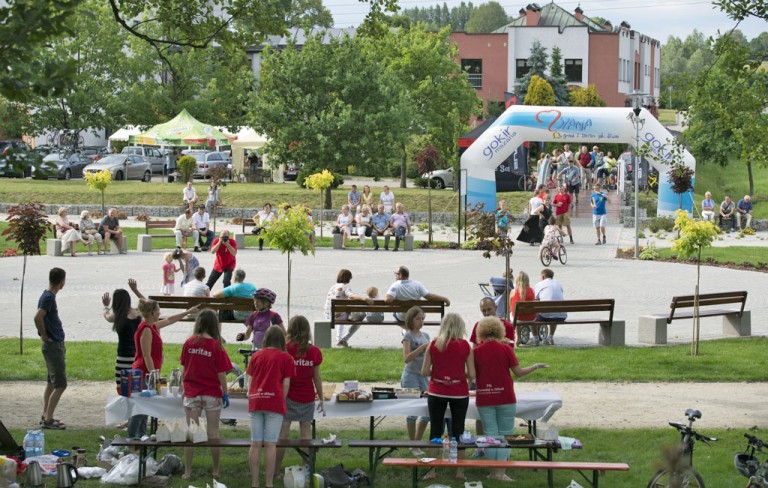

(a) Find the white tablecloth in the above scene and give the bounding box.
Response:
[105,390,561,425]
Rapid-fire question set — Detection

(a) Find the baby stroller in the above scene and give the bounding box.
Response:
[479,277,545,345]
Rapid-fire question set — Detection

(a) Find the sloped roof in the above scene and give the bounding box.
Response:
[494,2,611,34]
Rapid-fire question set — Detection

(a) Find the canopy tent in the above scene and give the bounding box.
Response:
[108,125,141,142]
[129,109,232,147]
[228,128,268,174]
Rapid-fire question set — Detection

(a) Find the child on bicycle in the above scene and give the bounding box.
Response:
[540,216,564,257]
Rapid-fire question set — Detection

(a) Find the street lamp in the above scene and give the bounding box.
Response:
[628,92,646,259]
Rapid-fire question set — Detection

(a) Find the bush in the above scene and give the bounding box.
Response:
[297,167,344,189]
[639,243,659,260]
[177,156,197,183]
[414,176,438,189]
[648,217,675,233]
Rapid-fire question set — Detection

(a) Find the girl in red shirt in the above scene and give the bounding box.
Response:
[274,316,325,474]
[474,317,548,482]
[421,313,475,480]
[180,310,233,480]
[246,326,295,488]
[509,271,537,346]
[128,298,197,438]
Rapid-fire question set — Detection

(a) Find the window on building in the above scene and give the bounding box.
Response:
[516,59,531,79]
[461,59,483,88]
[564,59,583,83]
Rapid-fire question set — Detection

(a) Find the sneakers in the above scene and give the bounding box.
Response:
[374,245,379,250]
[595,240,601,245]
[470,448,486,458]
[393,248,399,252]
[410,448,425,457]
[194,247,201,252]
[544,336,555,346]
[569,237,574,244]
[528,338,539,347]
[602,236,606,244]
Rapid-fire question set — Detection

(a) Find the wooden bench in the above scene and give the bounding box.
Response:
[234,217,266,249]
[313,299,446,348]
[349,438,559,486]
[137,220,183,252]
[110,437,342,486]
[638,291,749,344]
[512,299,624,346]
[148,295,254,323]
[382,458,629,488]
[332,233,414,251]
[46,224,127,256]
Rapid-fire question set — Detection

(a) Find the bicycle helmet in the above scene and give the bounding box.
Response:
[734,453,759,477]
[253,288,276,304]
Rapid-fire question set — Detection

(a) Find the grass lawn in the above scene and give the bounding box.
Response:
[5,425,760,487]
[656,108,677,126]
[2,338,767,383]
[686,159,767,219]
[656,246,768,267]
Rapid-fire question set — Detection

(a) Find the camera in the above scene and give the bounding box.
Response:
[222,235,229,242]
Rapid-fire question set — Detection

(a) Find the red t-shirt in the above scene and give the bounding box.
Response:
[246,347,296,414]
[180,336,233,398]
[286,342,323,403]
[132,321,162,375]
[474,340,519,407]
[427,339,470,397]
[578,151,591,168]
[469,319,515,346]
[510,287,537,321]
[553,193,571,216]
[211,238,237,272]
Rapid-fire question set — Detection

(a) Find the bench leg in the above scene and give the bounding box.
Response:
[333,234,343,250]
[404,235,414,251]
[313,321,332,348]
[46,238,63,257]
[137,234,152,252]
[599,320,625,346]
[234,232,245,249]
[722,311,751,337]
[638,316,667,345]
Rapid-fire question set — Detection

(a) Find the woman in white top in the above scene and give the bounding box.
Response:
[379,185,395,214]
[334,204,354,249]
[55,207,89,257]
[324,269,372,347]
[182,182,197,212]
[356,205,373,249]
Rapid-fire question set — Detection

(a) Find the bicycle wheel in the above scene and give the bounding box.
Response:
[540,246,552,266]
[558,246,567,264]
[518,175,527,192]
[647,467,705,488]
[518,325,531,345]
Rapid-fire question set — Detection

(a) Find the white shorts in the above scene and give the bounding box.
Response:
[592,214,607,228]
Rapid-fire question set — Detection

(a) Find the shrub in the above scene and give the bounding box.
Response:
[461,239,478,250]
[414,176,438,189]
[297,167,344,189]
[177,155,197,183]
[648,217,675,233]
[639,243,659,260]
[740,227,756,236]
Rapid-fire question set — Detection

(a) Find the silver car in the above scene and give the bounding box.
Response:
[183,150,232,179]
[83,154,152,181]
[121,146,165,173]
[424,167,454,189]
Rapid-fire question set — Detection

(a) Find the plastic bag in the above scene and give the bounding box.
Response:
[170,420,187,443]
[187,419,208,444]
[566,481,585,488]
[77,467,107,479]
[284,465,308,488]
[155,454,184,476]
[100,454,158,485]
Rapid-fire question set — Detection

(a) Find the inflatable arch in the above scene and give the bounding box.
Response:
[460,106,695,216]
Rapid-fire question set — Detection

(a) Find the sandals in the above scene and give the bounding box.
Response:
[42,418,66,430]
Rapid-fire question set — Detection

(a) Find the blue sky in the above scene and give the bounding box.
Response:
[324,0,766,43]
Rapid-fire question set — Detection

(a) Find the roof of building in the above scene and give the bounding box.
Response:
[494,2,611,34]
[248,28,357,53]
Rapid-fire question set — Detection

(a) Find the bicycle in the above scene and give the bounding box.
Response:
[539,235,566,266]
[647,408,717,488]
[735,433,768,487]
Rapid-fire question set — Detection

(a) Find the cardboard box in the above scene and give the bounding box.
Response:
[120,369,143,397]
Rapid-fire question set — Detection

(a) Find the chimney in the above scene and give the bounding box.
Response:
[519,8,526,18]
[603,20,612,31]
[574,5,583,21]
[525,4,541,26]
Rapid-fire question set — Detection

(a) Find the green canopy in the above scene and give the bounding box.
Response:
[129,109,232,146]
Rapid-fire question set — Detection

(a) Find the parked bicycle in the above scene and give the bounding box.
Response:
[647,408,717,488]
[735,433,768,487]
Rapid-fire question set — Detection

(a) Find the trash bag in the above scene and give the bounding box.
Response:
[155,454,184,477]
[100,454,158,485]
[319,464,354,488]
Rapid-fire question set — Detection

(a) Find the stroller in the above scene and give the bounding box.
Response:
[478,277,545,345]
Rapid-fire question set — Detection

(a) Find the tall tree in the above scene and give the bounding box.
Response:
[682,34,768,195]
[548,46,569,106]
[516,40,549,101]
[465,2,508,33]
[714,0,767,20]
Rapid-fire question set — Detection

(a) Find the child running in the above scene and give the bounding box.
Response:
[247,326,296,488]
[401,306,430,455]
[161,252,180,295]
[180,309,233,480]
[237,288,285,349]
[540,216,564,257]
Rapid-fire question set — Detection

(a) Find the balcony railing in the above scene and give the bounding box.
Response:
[467,73,482,88]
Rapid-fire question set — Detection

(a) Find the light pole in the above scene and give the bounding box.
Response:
[628,93,646,259]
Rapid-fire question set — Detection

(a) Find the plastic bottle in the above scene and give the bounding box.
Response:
[442,434,450,460]
[449,437,458,464]
[23,430,34,458]
[36,430,45,456]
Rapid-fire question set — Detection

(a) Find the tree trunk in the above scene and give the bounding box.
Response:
[286,252,292,321]
[692,247,702,357]
[747,161,754,196]
[319,194,324,239]
[400,143,407,189]
[324,187,332,210]
[504,252,511,322]
[428,178,433,245]
[19,254,26,355]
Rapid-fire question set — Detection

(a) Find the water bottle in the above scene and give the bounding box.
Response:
[23,430,34,458]
[35,429,45,456]
[449,437,458,464]
[442,434,450,460]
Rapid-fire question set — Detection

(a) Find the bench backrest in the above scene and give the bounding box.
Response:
[145,220,176,233]
[242,218,256,233]
[148,295,254,312]
[512,299,615,325]
[331,299,445,324]
[669,291,747,322]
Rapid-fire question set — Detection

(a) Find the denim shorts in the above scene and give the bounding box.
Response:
[401,371,429,423]
[249,411,283,442]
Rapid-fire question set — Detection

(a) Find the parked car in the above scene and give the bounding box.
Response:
[83,154,152,181]
[0,141,33,178]
[283,163,301,181]
[121,146,166,173]
[77,146,109,161]
[39,152,92,180]
[182,150,231,179]
[423,167,454,189]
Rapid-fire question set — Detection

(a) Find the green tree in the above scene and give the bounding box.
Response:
[569,84,606,107]
[465,2,508,33]
[548,46,569,106]
[516,40,549,101]
[682,34,768,195]
[714,0,767,20]
[524,75,555,106]
[415,145,443,243]
[303,170,336,238]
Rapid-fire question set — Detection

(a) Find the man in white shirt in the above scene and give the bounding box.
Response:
[533,268,566,346]
[174,208,200,251]
[193,204,214,251]
[182,182,197,212]
[183,267,210,297]
[384,265,451,325]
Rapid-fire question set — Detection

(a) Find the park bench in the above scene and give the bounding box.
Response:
[110,437,342,486]
[148,295,254,323]
[137,220,187,252]
[512,299,624,346]
[638,291,749,344]
[313,299,446,348]
[46,221,127,256]
[382,458,629,488]
[233,214,269,249]
[332,232,414,250]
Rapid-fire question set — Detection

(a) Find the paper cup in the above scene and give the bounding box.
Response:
[160,386,169,397]
[171,386,180,397]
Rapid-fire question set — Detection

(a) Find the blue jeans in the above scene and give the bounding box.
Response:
[401,370,429,423]
[477,403,517,461]
[198,229,214,248]
[249,411,283,442]
[127,414,148,438]
[393,226,406,249]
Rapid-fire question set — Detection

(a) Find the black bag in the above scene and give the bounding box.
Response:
[218,309,235,322]
[332,226,341,235]
[320,464,354,488]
